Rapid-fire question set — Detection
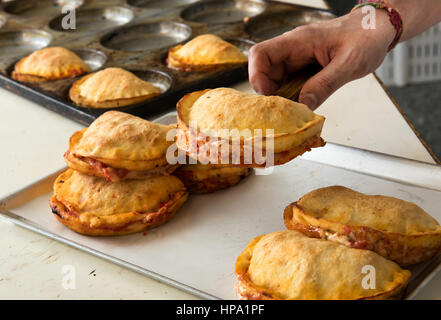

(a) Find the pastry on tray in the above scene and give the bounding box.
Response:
[50,169,188,236]
[64,111,179,182]
[174,162,252,194]
[69,67,161,108]
[176,87,325,167]
[167,34,247,72]
[284,186,441,266]
[12,47,89,83]
[235,230,411,300]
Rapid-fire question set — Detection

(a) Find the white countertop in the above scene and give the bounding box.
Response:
[0,0,439,300]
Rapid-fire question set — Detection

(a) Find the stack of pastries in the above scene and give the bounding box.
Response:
[51,83,327,236]
[50,111,188,236]
[50,110,256,236]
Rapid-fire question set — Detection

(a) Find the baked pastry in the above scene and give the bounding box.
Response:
[69,67,161,108]
[167,34,247,72]
[284,186,441,266]
[12,47,89,82]
[174,162,252,194]
[235,230,411,300]
[50,169,188,236]
[65,111,179,182]
[176,88,325,167]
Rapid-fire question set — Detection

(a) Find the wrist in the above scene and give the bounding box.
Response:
[351,1,403,51]
[350,7,397,52]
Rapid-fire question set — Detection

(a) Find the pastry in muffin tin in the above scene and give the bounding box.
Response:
[69,67,160,108]
[12,47,89,82]
[167,34,247,72]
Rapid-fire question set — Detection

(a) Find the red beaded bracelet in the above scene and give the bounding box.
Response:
[352,0,404,51]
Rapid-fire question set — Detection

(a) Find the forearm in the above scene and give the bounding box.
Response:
[387,0,441,40]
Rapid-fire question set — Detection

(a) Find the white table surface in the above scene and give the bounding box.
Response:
[0,0,439,300]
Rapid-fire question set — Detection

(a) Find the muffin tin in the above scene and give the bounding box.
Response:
[0,0,335,125]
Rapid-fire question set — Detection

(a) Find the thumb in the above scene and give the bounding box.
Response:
[299,56,350,110]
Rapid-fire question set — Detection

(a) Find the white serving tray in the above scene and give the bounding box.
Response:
[1,112,440,300]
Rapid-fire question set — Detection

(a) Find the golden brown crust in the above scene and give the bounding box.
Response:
[283,186,441,266]
[235,231,411,300]
[167,34,247,72]
[176,88,325,167]
[177,127,325,168]
[50,169,188,236]
[235,274,407,300]
[12,47,89,82]
[69,68,160,108]
[68,112,175,166]
[65,111,178,180]
[174,164,252,194]
[50,192,188,236]
[12,72,52,83]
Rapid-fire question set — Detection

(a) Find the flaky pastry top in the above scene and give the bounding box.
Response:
[169,34,247,66]
[14,47,89,79]
[183,88,323,138]
[70,111,175,162]
[296,186,441,235]
[77,68,160,102]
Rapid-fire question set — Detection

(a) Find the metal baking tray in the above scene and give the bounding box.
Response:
[0,0,334,125]
[1,111,440,300]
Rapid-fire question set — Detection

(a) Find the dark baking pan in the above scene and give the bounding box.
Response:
[0,0,335,125]
[325,0,356,16]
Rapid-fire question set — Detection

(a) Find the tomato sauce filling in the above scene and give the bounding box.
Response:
[51,192,182,232]
[69,152,129,182]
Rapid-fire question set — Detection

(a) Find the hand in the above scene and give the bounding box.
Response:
[248,8,396,110]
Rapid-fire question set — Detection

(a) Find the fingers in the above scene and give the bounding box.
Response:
[248,49,283,95]
[248,37,288,95]
[249,29,314,95]
[299,54,352,110]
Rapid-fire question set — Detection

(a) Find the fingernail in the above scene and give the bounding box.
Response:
[301,93,318,110]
